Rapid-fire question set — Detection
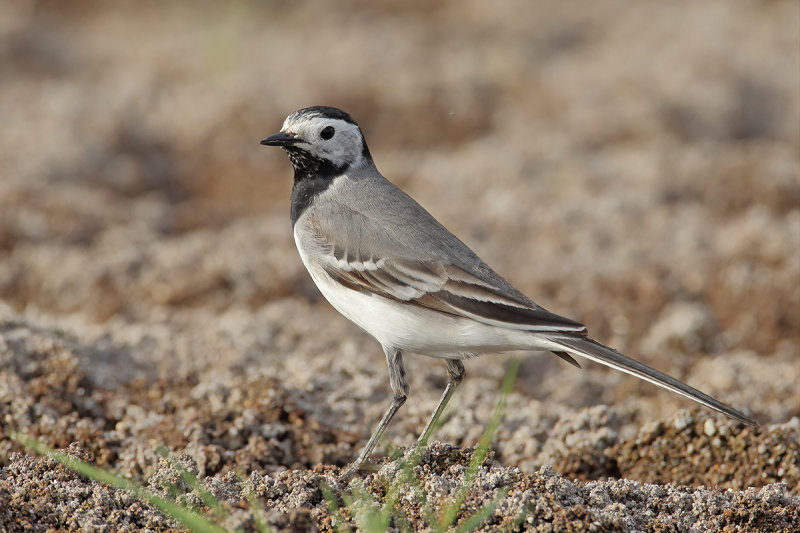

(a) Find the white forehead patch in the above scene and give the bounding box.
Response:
[282,116,355,138]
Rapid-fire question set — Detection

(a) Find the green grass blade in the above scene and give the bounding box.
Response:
[155,445,227,521]
[378,445,437,528]
[452,487,507,533]
[436,358,520,531]
[320,478,351,532]
[237,472,275,533]
[10,432,228,533]
[347,478,386,533]
[506,501,534,532]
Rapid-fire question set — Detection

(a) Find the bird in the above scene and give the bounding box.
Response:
[260,105,757,480]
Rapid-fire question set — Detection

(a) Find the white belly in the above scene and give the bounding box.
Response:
[293,228,554,357]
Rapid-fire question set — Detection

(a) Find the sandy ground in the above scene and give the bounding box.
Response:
[0,1,798,531]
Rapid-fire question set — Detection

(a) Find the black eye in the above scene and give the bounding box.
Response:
[320,126,335,140]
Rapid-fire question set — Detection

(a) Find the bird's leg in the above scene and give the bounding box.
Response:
[340,347,408,481]
[416,359,465,448]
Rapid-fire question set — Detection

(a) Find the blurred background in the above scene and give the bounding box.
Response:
[0,0,798,478]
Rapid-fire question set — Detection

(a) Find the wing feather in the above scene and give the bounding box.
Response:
[319,241,586,333]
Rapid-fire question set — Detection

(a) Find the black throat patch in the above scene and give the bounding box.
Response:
[287,149,347,226]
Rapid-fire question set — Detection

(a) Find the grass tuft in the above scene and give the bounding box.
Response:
[9,432,229,533]
[10,357,524,532]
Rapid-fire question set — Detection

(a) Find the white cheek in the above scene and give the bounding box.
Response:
[286,118,364,168]
[321,143,361,169]
[329,144,349,164]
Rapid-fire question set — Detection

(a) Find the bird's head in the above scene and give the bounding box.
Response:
[261,106,372,178]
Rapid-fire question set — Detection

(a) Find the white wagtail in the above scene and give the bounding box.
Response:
[261,106,757,480]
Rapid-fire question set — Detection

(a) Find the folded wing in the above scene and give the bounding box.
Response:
[321,243,587,335]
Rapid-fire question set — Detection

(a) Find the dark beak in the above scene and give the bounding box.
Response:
[260,131,302,146]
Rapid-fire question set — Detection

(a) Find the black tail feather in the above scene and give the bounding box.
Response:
[545,335,758,427]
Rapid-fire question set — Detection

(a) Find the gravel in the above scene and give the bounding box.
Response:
[1,1,798,531]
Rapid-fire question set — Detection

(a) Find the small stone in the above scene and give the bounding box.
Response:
[673,411,694,432]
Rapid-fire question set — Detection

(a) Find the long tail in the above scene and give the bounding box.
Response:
[544,334,758,427]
